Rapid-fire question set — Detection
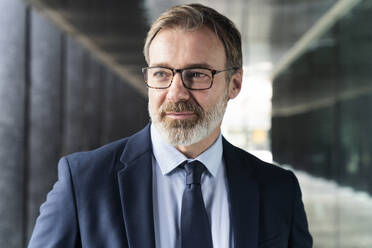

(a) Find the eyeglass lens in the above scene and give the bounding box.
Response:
[145,67,213,89]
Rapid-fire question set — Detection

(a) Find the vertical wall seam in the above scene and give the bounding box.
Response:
[22,5,32,247]
[82,51,89,149]
[59,34,66,157]
[97,64,105,147]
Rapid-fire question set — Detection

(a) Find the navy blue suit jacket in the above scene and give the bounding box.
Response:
[28,124,312,247]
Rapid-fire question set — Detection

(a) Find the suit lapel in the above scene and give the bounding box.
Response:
[223,138,259,248]
[117,124,156,248]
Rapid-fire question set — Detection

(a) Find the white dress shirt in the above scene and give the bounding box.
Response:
[151,124,233,248]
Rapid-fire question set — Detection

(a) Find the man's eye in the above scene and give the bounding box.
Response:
[153,71,169,78]
[188,72,207,78]
[193,72,204,78]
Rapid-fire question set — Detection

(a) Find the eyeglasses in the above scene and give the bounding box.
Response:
[142,66,238,90]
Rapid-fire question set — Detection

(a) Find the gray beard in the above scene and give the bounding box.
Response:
[148,95,228,146]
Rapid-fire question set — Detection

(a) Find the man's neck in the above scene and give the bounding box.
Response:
[175,125,221,158]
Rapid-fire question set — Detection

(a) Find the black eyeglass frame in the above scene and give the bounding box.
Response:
[142,66,239,90]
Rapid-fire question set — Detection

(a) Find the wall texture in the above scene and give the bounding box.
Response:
[0,1,148,247]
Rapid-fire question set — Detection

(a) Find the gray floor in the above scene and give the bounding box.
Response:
[294,169,372,248]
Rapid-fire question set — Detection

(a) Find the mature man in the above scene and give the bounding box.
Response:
[28,3,312,248]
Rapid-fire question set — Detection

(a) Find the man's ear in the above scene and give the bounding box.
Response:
[228,68,243,99]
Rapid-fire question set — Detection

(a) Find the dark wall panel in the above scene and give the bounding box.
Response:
[62,36,88,154]
[26,9,62,238]
[0,1,27,247]
[0,1,149,247]
[80,56,105,149]
[101,72,148,144]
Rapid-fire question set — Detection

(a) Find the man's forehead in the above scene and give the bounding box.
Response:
[154,26,220,44]
[148,27,226,67]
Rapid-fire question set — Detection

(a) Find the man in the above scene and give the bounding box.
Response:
[28,3,312,248]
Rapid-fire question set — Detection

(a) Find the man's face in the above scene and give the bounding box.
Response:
[147,26,238,146]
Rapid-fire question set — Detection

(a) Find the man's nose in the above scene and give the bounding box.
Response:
[166,73,190,102]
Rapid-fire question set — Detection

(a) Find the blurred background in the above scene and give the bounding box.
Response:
[0,0,371,247]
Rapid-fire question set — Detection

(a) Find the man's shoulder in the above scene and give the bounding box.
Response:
[227,144,299,204]
[224,139,294,182]
[62,124,151,173]
[63,137,129,172]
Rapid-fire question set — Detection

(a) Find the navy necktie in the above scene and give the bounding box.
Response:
[181,160,213,248]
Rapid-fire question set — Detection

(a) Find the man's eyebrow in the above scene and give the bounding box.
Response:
[149,63,213,69]
[149,63,172,68]
[183,63,213,69]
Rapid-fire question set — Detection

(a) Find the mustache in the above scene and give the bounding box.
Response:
[160,101,203,117]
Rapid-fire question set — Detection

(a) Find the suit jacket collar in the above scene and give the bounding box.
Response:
[117,123,156,248]
[223,137,259,247]
[116,124,259,248]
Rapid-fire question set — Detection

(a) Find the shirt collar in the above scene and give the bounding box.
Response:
[150,123,223,177]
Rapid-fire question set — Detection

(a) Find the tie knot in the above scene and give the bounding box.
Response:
[183,160,205,185]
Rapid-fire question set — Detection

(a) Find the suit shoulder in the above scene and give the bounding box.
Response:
[233,147,299,197]
[62,137,130,172]
[61,124,151,178]
[225,140,294,181]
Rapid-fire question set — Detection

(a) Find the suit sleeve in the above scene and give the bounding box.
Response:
[288,172,313,248]
[28,157,80,248]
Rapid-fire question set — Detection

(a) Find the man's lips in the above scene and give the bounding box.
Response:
[165,112,196,120]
